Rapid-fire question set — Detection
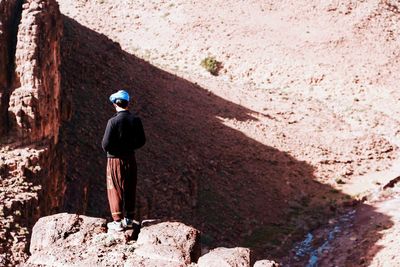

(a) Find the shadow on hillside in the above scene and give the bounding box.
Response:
[59,16,392,264]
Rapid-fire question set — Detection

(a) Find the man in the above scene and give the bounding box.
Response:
[102,90,146,231]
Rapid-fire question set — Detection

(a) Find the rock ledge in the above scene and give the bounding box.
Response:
[27,213,279,267]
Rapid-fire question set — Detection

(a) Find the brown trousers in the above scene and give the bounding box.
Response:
[106,155,137,221]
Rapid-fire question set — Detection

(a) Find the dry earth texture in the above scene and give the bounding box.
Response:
[57,0,400,265]
[2,0,400,266]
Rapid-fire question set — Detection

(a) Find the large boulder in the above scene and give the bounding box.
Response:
[29,213,106,254]
[27,213,201,266]
[136,222,201,264]
[197,247,251,267]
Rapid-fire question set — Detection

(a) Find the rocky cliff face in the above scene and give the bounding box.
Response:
[0,0,67,265]
[6,0,63,144]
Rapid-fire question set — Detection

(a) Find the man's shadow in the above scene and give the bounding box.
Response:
[59,16,392,264]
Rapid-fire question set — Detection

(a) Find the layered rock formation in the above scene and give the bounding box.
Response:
[0,0,67,265]
[8,0,64,143]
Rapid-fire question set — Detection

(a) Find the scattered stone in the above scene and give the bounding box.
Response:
[137,222,201,264]
[197,247,250,267]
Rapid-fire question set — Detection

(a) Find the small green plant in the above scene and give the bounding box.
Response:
[201,56,221,76]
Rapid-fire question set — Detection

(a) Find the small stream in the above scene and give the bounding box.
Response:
[290,136,400,266]
[292,209,356,266]
[290,184,400,266]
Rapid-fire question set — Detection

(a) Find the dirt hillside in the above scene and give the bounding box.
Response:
[57,0,400,264]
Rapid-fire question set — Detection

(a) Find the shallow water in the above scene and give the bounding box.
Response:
[292,210,356,266]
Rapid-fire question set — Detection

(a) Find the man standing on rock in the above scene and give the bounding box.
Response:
[102,90,146,231]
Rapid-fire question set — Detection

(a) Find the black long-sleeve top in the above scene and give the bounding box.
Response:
[102,110,146,158]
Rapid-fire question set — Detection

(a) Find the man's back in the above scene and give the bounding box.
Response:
[103,89,145,231]
[102,110,145,158]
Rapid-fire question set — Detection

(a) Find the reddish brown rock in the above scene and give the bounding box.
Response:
[136,222,201,264]
[197,247,251,267]
[7,0,63,144]
[27,213,202,267]
[30,213,107,254]
[0,0,66,265]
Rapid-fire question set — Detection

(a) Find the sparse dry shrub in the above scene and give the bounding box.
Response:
[201,56,221,76]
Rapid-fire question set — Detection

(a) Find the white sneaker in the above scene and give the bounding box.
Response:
[107,220,123,232]
[122,218,140,229]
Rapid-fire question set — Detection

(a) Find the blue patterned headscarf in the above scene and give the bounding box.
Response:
[109,90,130,103]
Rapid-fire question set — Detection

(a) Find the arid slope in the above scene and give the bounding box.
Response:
[57,0,400,264]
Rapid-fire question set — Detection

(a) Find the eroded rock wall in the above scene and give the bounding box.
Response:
[8,0,63,144]
[0,0,67,265]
